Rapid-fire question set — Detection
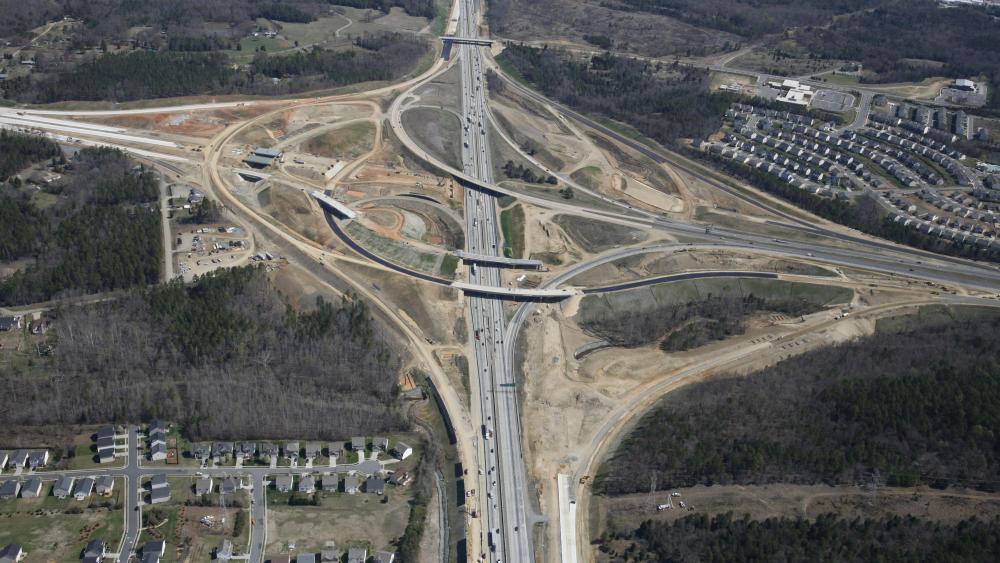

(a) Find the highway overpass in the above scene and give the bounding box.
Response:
[456,251,544,269]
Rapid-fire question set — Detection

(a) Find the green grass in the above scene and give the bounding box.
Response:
[0,482,124,562]
[569,166,603,191]
[302,121,375,159]
[139,506,180,560]
[500,204,525,259]
[440,254,459,278]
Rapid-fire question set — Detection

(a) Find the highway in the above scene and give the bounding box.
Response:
[455,0,533,561]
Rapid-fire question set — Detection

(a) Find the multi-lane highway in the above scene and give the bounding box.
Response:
[455,0,533,560]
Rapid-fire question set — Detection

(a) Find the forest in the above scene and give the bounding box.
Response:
[599,513,1000,563]
[607,0,883,38]
[0,1,434,42]
[0,33,429,103]
[579,294,826,352]
[499,44,736,146]
[0,130,62,181]
[0,266,405,442]
[0,146,162,305]
[598,313,1000,494]
[2,33,429,103]
[796,0,1000,90]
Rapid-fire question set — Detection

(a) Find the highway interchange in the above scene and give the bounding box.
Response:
[6,0,1000,561]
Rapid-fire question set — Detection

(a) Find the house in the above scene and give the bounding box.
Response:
[74,477,95,500]
[321,476,338,492]
[20,477,42,498]
[321,541,338,561]
[388,471,411,487]
[0,316,21,332]
[212,442,234,460]
[0,452,7,470]
[275,474,293,493]
[150,420,171,435]
[347,547,367,563]
[143,540,165,561]
[96,436,116,453]
[149,486,171,504]
[304,443,322,460]
[27,450,48,469]
[149,443,167,461]
[259,442,279,461]
[373,552,396,563]
[327,441,345,458]
[96,426,116,441]
[372,437,389,453]
[393,443,412,460]
[365,476,385,495]
[150,474,168,489]
[9,450,28,469]
[0,544,23,563]
[83,539,106,563]
[350,437,366,451]
[220,477,240,495]
[0,480,20,499]
[270,556,291,563]
[54,476,75,498]
[283,442,300,459]
[149,430,166,447]
[296,554,317,563]
[192,443,212,460]
[215,538,233,560]
[95,476,114,496]
[298,475,315,493]
[99,449,116,464]
[195,477,213,495]
[344,475,359,494]
[237,442,257,459]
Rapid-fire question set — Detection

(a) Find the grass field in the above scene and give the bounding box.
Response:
[302,121,376,160]
[500,204,526,258]
[0,481,124,562]
[553,214,646,254]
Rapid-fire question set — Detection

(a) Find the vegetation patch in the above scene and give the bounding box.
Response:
[598,313,1000,494]
[553,214,646,253]
[302,121,375,159]
[499,204,525,259]
[578,279,849,351]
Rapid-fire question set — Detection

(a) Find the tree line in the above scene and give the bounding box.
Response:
[600,513,1000,563]
[0,130,62,181]
[498,44,736,147]
[0,146,162,306]
[579,294,827,352]
[597,312,1000,494]
[0,266,405,442]
[2,33,429,103]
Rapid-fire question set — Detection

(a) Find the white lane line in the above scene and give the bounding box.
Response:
[0,124,190,163]
[0,116,179,148]
[0,111,126,133]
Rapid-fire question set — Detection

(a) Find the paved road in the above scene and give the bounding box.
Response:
[455,0,533,560]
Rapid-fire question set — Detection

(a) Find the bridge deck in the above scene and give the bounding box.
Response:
[456,251,543,269]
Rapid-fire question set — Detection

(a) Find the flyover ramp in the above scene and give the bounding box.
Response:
[456,251,543,269]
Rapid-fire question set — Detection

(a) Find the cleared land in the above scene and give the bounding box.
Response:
[553,214,647,253]
[401,107,464,170]
[302,121,376,160]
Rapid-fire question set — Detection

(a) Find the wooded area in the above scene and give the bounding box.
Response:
[499,44,735,146]
[796,0,1000,89]
[0,267,404,442]
[579,294,826,352]
[0,130,61,181]
[600,513,1000,563]
[0,146,162,305]
[3,32,429,103]
[598,314,1000,494]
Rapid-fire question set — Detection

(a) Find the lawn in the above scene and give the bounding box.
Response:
[0,482,124,563]
[500,204,525,259]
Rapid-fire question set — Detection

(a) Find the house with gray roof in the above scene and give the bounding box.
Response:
[275,474,293,493]
[195,476,213,495]
[20,477,42,498]
[372,437,389,453]
[149,486,171,504]
[150,474,168,489]
[347,547,367,563]
[304,443,322,460]
[74,477,95,500]
[344,475,359,495]
[373,552,396,563]
[27,450,48,469]
[350,437,366,451]
[149,443,167,461]
[9,450,28,469]
[296,554,316,563]
[283,442,300,460]
[54,476,74,498]
[0,544,23,563]
[220,477,240,494]
[0,480,19,499]
[321,475,338,492]
[95,476,114,496]
[259,442,279,460]
[320,541,338,561]
[365,476,385,495]
[298,475,315,493]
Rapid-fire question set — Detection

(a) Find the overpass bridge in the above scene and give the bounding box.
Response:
[441,36,494,46]
[310,190,357,220]
[451,281,577,301]
[455,251,543,269]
